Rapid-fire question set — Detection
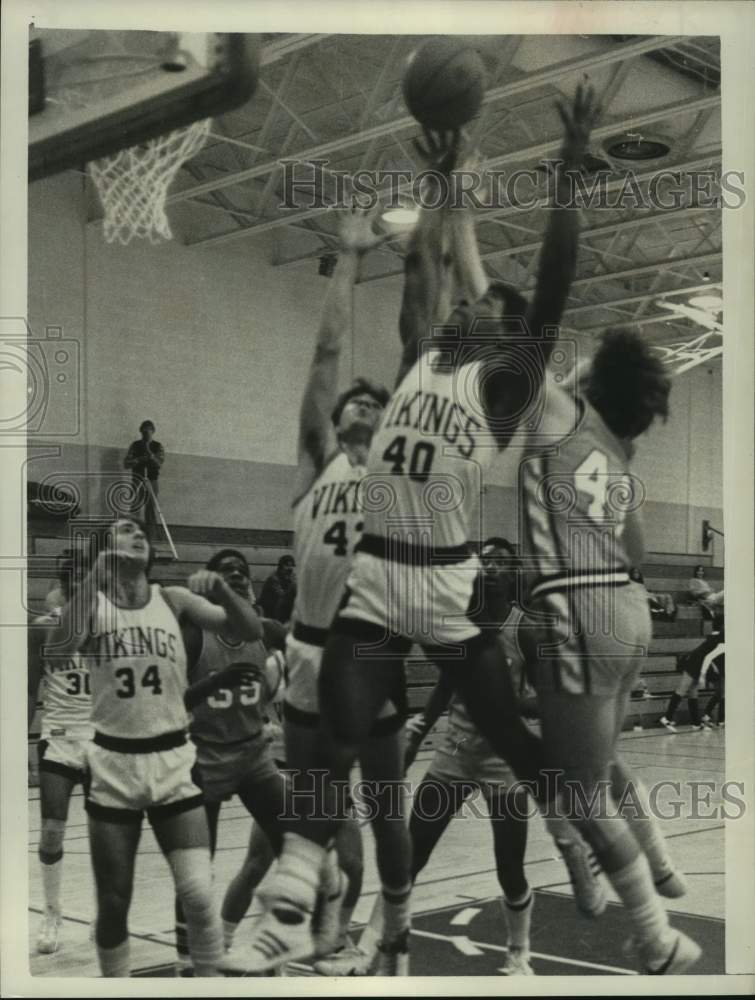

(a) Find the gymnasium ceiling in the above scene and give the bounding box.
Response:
[163,34,723,353]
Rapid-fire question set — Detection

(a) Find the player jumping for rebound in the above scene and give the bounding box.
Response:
[242,84,604,975]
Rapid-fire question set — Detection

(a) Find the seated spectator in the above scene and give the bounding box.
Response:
[686,564,724,618]
[629,567,676,621]
[257,555,296,623]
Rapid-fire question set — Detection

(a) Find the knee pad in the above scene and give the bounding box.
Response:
[39,818,66,861]
[167,848,214,915]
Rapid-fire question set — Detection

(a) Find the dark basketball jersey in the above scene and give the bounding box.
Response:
[188,630,276,745]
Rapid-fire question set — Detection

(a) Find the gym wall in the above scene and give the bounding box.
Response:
[27,170,724,563]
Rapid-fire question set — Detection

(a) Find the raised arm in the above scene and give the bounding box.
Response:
[293,208,389,502]
[396,129,459,386]
[166,570,264,641]
[449,151,489,305]
[525,81,601,351]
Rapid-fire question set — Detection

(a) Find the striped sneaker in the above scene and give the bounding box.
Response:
[500,946,535,975]
[218,902,315,975]
[314,940,374,976]
[659,716,677,733]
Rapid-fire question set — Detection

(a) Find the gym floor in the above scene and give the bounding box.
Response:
[28,725,725,979]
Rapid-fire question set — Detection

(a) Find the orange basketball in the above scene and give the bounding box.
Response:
[403,39,487,131]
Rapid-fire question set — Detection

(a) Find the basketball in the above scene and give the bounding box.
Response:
[403,39,487,131]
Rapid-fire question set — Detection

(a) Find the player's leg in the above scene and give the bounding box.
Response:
[87,813,142,976]
[359,720,412,972]
[409,773,468,879]
[221,821,276,950]
[538,684,699,972]
[175,798,221,974]
[438,637,603,916]
[150,803,223,977]
[487,784,535,976]
[35,753,79,954]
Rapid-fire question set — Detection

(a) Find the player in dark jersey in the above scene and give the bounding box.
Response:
[173,548,289,975]
[244,85,604,973]
[28,553,93,955]
[46,516,262,977]
[517,330,700,973]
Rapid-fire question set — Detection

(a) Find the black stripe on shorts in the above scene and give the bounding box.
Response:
[94,729,187,753]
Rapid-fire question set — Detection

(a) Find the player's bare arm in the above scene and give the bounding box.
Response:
[525,81,602,347]
[294,206,389,501]
[449,149,490,304]
[396,128,459,386]
[27,618,47,730]
[166,571,263,641]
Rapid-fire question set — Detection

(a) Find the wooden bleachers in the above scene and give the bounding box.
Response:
[26,519,722,735]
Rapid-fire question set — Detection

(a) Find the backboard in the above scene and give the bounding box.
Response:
[28,29,260,180]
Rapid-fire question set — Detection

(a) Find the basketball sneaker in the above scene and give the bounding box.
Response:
[658,716,677,733]
[500,946,535,976]
[556,838,606,918]
[314,939,374,976]
[36,911,62,954]
[219,902,315,975]
[641,930,702,974]
[375,927,410,976]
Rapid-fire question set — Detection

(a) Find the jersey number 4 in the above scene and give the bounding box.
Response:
[574,449,626,533]
[114,664,162,698]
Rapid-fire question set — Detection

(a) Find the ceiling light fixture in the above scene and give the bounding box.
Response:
[604,132,673,161]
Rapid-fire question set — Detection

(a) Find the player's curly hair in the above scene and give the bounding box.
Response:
[331,377,390,427]
[585,328,671,440]
[206,548,251,576]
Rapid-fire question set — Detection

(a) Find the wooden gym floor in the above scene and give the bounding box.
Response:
[27,723,725,979]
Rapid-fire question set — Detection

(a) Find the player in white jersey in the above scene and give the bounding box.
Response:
[248,86,604,972]
[223,208,395,975]
[48,515,262,977]
[28,554,94,955]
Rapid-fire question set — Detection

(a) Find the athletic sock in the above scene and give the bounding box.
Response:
[358,894,383,958]
[381,882,411,945]
[665,693,682,723]
[688,697,701,726]
[97,938,130,977]
[273,833,324,914]
[501,887,533,951]
[40,855,63,916]
[606,854,675,960]
[619,779,684,890]
[222,918,238,951]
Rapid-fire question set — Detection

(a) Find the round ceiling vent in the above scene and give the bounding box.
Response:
[604,133,673,161]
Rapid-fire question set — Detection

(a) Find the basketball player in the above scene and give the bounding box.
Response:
[173,548,289,974]
[659,622,724,732]
[48,516,261,977]
[245,84,603,973]
[28,553,94,955]
[221,207,394,975]
[516,329,700,972]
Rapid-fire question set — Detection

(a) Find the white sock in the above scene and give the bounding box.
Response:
[381,882,411,944]
[359,894,383,958]
[619,779,677,883]
[608,853,675,961]
[222,917,238,950]
[40,857,63,916]
[97,938,130,977]
[502,888,533,951]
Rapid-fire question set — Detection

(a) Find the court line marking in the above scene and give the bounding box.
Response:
[410,928,637,975]
[450,907,482,926]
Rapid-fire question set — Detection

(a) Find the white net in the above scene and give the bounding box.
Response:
[89,118,211,244]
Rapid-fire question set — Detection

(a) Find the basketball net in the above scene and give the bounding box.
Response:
[89,118,211,244]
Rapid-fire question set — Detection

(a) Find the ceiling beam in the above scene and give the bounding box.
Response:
[563,280,723,318]
[169,34,690,207]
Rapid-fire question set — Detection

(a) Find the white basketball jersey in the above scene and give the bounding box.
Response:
[40,629,93,740]
[292,450,366,630]
[86,585,189,739]
[362,350,493,549]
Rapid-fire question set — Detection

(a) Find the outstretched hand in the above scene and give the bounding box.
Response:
[555,80,602,168]
[412,126,462,176]
[338,204,391,255]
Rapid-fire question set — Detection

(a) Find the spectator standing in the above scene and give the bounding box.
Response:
[124,420,165,540]
[257,555,296,623]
